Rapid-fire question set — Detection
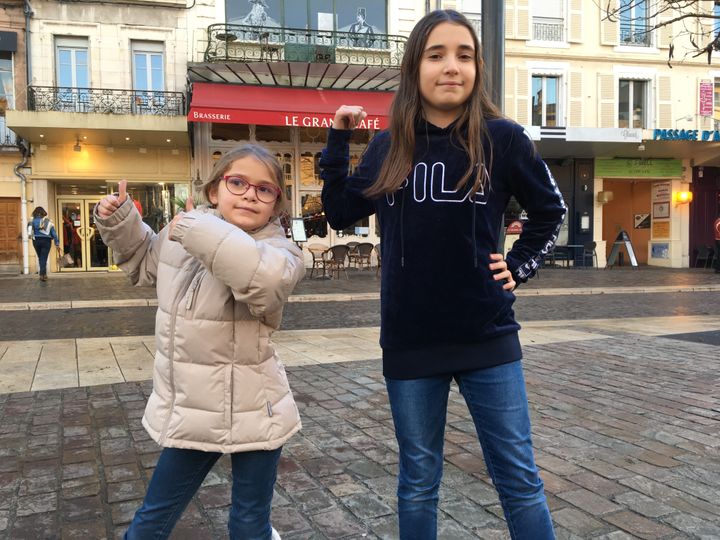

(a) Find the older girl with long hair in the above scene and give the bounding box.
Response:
[320,9,564,540]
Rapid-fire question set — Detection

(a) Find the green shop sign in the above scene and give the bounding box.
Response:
[595,158,683,178]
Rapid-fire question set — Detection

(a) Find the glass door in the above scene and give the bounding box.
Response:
[57,198,109,271]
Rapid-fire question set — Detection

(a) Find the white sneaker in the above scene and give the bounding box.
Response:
[271,527,281,540]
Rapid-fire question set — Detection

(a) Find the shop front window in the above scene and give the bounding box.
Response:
[108,181,189,233]
[301,193,327,238]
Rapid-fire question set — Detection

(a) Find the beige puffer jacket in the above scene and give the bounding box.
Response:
[95,199,305,453]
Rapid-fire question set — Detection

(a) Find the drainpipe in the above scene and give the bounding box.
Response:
[24,0,33,88]
[14,138,30,274]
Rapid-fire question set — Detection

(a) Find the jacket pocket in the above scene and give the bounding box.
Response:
[183,271,205,315]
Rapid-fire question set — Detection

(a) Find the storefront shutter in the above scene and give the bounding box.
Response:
[505,66,516,120]
[597,73,616,128]
[568,0,583,43]
[516,0,530,40]
[568,71,583,127]
[600,0,619,46]
[516,67,529,125]
[505,0,516,39]
[656,75,672,128]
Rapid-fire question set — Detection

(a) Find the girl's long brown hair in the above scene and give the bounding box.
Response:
[364,9,502,198]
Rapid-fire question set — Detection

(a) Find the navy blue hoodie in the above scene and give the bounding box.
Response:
[320,118,566,379]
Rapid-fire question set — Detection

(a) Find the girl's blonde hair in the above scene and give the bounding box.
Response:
[364,9,502,198]
[200,144,287,216]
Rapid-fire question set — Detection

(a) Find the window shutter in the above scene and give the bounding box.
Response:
[516,0,530,40]
[443,0,458,10]
[568,0,583,43]
[600,0,618,46]
[505,66,516,120]
[656,9,673,49]
[597,73,616,128]
[656,75,672,128]
[568,71,583,127]
[516,67,529,125]
[505,0,516,39]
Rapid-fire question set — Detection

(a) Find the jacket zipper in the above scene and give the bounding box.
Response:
[184,272,204,312]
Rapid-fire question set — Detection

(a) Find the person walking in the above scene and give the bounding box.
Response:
[713,213,720,273]
[28,206,59,281]
[319,10,565,540]
[95,144,305,540]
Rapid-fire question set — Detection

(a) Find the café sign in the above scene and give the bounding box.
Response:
[595,158,683,178]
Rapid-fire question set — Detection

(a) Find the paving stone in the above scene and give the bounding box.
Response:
[16,491,58,516]
[613,491,675,518]
[106,479,146,503]
[10,512,59,540]
[604,510,676,539]
[290,488,337,514]
[310,507,367,539]
[270,505,313,535]
[62,495,104,522]
[196,484,232,508]
[104,463,142,483]
[341,492,393,520]
[346,459,387,479]
[660,512,720,538]
[551,507,606,537]
[61,519,110,540]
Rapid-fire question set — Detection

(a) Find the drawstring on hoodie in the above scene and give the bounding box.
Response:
[471,196,478,268]
[400,185,406,267]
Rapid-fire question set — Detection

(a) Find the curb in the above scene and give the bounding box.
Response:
[1,285,719,311]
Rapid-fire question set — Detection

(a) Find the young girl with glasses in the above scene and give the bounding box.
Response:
[320,9,565,540]
[95,144,304,540]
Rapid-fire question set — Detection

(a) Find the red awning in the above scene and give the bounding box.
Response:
[188,83,394,129]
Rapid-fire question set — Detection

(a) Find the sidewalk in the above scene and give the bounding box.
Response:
[0,266,718,310]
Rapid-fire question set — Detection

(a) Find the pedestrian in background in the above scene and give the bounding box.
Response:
[95,144,305,540]
[320,9,564,540]
[714,213,720,273]
[28,206,59,281]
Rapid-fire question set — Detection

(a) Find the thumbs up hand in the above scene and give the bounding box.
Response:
[96,179,129,218]
[168,195,195,242]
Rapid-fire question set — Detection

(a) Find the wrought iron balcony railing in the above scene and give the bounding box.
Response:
[205,24,406,68]
[532,17,565,42]
[619,24,652,47]
[0,117,17,147]
[28,86,186,116]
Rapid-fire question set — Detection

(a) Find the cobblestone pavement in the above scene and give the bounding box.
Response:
[1,333,719,539]
[1,266,719,304]
[2,291,719,341]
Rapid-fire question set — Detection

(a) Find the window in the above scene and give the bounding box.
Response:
[132,41,164,114]
[56,37,89,88]
[0,51,15,145]
[458,0,481,38]
[55,36,89,112]
[226,0,387,33]
[339,154,370,237]
[619,0,652,46]
[618,79,647,128]
[532,75,560,126]
[532,0,565,42]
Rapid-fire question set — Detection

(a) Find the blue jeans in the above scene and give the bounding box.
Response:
[32,238,52,276]
[386,360,554,540]
[125,446,282,540]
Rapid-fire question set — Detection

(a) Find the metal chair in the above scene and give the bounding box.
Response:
[348,242,374,270]
[582,241,598,268]
[324,245,350,279]
[694,245,713,268]
[307,243,328,278]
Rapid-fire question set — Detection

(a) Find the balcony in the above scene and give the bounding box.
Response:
[0,117,17,147]
[619,24,652,47]
[189,24,406,90]
[532,17,565,42]
[28,87,186,116]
